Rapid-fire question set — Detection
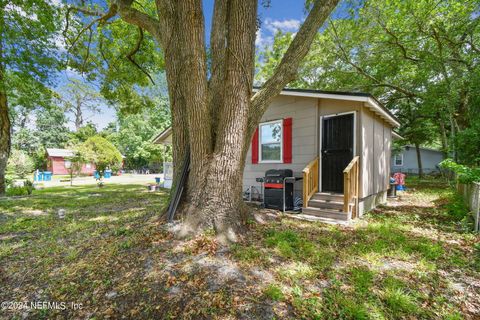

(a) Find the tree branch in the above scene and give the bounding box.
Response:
[116,0,162,44]
[65,4,118,51]
[126,27,155,85]
[329,19,419,99]
[208,0,228,140]
[251,0,340,117]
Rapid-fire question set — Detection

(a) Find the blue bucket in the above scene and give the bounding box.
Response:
[34,172,43,181]
[43,171,52,181]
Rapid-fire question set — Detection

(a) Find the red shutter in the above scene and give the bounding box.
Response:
[252,127,259,164]
[283,118,292,163]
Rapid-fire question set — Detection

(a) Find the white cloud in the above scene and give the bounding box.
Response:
[256,18,302,49]
[264,18,301,33]
[255,28,273,48]
[64,66,83,80]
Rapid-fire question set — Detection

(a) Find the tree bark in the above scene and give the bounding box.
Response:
[439,119,449,157]
[0,5,10,195]
[74,97,83,131]
[414,143,423,179]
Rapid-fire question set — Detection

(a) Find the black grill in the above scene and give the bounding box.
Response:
[263,169,294,211]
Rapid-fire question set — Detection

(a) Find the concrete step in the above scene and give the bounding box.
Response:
[302,207,350,221]
[308,199,344,210]
[288,213,351,226]
[311,192,344,202]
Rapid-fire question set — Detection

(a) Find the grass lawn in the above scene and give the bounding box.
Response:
[0,179,479,319]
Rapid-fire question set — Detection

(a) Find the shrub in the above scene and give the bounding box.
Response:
[80,136,123,180]
[439,159,480,184]
[6,149,34,179]
[6,180,34,197]
[6,186,29,197]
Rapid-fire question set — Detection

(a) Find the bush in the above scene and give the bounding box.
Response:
[6,187,28,196]
[6,180,34,197]
[439,159,480,184]
[80,136,123,179]
[7,149,34,179]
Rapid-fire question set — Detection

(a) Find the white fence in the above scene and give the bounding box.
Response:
[458,182,480,232]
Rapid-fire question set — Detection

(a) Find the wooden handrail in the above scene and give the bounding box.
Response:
[302,157,319,206]
[343,156,360,217]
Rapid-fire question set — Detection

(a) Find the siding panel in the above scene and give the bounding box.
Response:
[243,96,318,193]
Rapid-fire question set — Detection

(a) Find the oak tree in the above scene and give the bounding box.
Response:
[67,0,340,241]
[0,0,61,194]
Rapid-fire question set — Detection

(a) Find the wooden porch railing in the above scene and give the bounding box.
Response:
[343,156,360,217]
[302,157,319,206]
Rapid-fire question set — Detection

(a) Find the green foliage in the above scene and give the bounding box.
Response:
[6,186,30,197]
[444,192,470,221]
[69,123,98,144]
[80,136,123,178]
[111,95,171,170]
[65,2,165,111]
[257,0,480,165]
[12,104,70,171]
[65,147,87,186]
[35,105,70,148]
[231,245,262,262]
[6,180,34,197]
[455,121,480,165]
[263,284,284,301]
[265,229,308,258]
[383,287,419,316]
[2,0,62,103]
[6,149,34,179]
[440,159,480,184]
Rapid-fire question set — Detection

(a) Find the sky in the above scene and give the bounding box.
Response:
[60,0,331,130]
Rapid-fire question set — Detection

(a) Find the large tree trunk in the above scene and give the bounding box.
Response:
[0,85,9,196]
[0,9,10,196]
[414,143,423,179]
[109,0,339,241]
[74,99,83,131]
[439,119,449,157]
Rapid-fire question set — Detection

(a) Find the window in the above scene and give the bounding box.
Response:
[259,120,282,162]
[394,154,403,166]
[64,160,71,169]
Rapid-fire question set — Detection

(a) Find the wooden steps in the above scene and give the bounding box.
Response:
[302,192,351,222]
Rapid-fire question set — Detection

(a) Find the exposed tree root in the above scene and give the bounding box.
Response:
[174,200,252,245]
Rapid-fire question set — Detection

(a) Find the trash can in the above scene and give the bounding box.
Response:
[34,171,43,181]
[155,177,161,185]
[104,170,112,179]
[94,171,100,179]
[387,183,397,198]
[43,171,52,181]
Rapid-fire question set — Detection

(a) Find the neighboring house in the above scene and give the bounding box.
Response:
[153,88,401,222]
[151,128,173,188]
[391,145,445,174]
[46,148,96,175]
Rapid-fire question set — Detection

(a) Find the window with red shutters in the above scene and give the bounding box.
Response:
[252,118,292,164]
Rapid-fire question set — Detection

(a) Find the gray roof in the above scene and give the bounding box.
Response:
[46,148,74,158]
[152,127,172,145]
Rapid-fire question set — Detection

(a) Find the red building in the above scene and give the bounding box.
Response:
[46,148,96,175]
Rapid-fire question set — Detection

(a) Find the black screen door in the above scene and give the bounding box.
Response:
[321,113,354,193]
